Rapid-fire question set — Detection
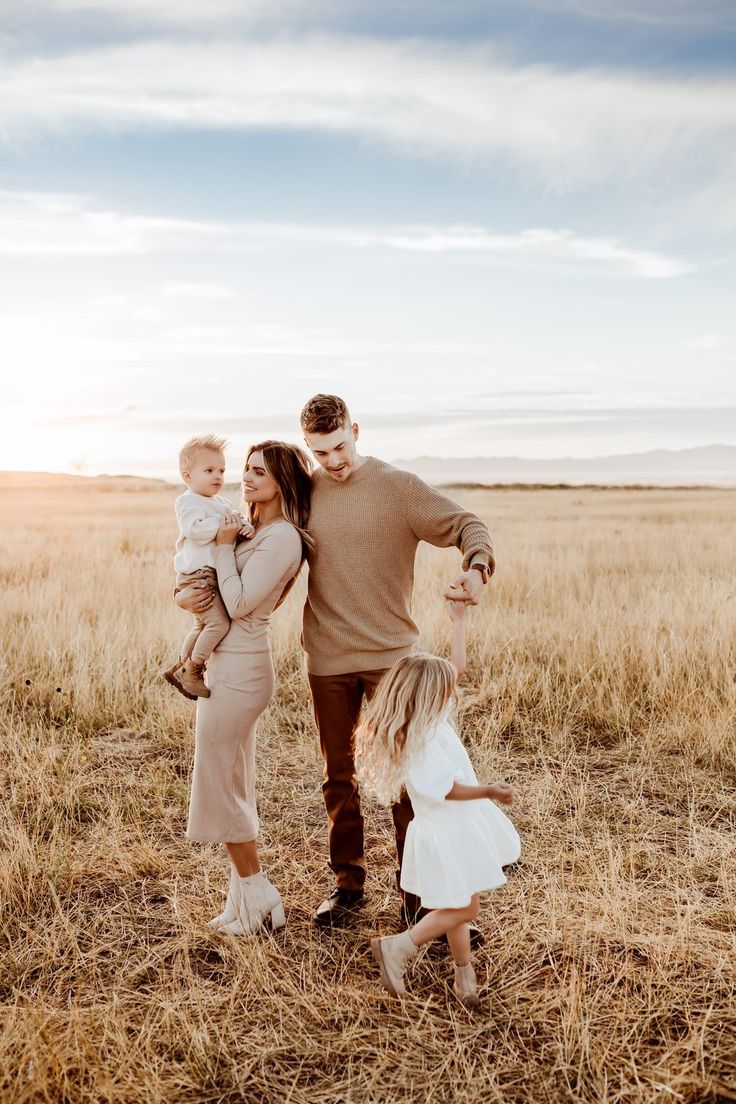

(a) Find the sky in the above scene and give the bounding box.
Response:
[1,0,735,479]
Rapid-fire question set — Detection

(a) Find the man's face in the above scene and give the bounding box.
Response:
[304,422,360,482]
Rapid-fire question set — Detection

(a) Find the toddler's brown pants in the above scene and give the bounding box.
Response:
[175,566,230,665]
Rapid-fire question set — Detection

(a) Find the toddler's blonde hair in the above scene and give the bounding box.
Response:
[354,653,457,805]
[179,434,228,476]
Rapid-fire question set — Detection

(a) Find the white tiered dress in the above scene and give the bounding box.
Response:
[400,713,521,910]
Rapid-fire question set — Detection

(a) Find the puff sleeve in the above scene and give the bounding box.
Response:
[406,733,465,801]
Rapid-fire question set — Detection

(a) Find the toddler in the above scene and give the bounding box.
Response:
[354,595,520,1008]
[163,434,252,700]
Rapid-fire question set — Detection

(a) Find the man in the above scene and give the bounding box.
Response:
[300,394,494,932]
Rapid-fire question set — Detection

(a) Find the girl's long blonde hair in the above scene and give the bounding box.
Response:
[354,653,457,806]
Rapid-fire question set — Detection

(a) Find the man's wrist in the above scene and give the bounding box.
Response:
[470,562,489,584]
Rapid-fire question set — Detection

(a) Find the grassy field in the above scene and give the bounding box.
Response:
[1,475,735,1103]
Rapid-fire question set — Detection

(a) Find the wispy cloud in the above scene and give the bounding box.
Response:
[162,281,239,300]
[31,397,736,439]
[0,191,693,277]
[686,334,725,351]
[517,0,736,30]
[0,38,734,192]
[14,0,736,32]
[378,227,693,277]
[16,0,322,23]
[0,191,215,256]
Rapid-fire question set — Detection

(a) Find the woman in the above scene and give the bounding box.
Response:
[177,440,312,936]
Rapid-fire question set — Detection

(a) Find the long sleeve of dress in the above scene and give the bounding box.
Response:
[213,526,302,620]
[402,474,495,575]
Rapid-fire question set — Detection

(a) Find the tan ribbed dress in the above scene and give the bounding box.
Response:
[186,521,303,843]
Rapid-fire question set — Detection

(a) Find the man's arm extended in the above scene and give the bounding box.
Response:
[403,473,494,603]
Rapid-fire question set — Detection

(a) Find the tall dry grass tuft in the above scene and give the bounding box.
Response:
[1,479,734,1102]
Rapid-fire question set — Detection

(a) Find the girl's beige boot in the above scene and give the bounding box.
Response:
[453,962,480,1008]
[370,931,418,997]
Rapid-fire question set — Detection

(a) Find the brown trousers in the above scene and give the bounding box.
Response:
[308,669,417,908]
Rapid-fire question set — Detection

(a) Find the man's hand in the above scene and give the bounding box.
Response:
[443,568,483,606]
[175,582,215,614]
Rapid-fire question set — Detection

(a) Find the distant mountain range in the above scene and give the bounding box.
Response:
[392,444,736,485]
[2,445,735,490]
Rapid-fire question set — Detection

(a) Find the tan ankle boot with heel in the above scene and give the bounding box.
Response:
[221,872,285,936]
[207,866,240,930]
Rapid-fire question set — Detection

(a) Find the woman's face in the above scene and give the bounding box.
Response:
[243,450,281,507]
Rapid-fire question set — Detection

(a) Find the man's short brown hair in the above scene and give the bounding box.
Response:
[300,394,351,435]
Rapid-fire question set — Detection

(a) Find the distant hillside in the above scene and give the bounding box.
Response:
[0,471,173,492]
[392,444,736,486]
[3,445,736,491]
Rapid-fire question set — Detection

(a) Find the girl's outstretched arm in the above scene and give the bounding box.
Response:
[446,781,514,805]
[446,587,467,681]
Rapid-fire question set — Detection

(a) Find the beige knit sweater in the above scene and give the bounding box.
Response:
[302,457,495,676]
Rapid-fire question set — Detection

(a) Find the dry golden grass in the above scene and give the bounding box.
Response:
[1,476,735,1103]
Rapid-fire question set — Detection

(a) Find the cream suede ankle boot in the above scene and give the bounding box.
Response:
[207,866,240,930]
[370,930,418,997]
[453,962,480,1008]
[221,872,285,937]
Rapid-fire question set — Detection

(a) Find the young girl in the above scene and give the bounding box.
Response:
[354,594,520,1008]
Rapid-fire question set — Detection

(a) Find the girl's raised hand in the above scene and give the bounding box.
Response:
[486,782,514,806]
[445,584,467,622]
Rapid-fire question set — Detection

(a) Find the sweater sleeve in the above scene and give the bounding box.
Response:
[403,473,495,575]
[176,499,221,544]
[213,526,302,619]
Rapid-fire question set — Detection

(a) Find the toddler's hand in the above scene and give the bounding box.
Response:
[486,782,514,806]
[230,510,254,539]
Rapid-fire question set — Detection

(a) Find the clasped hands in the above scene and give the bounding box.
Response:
[214,511,255,545]
[443,567,483,609]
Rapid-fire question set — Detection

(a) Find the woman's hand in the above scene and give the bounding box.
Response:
[175,582,215,614]
[215,513,243,545]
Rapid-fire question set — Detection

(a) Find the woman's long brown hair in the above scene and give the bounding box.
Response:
[244,440,314,562]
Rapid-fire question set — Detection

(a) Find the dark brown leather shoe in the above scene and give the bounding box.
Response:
[313,888,365,928]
